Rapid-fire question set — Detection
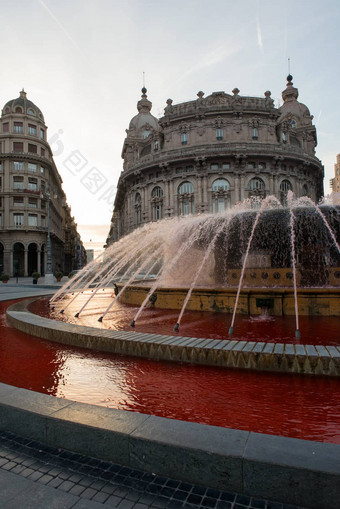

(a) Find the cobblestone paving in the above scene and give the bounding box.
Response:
[0,431,307,509]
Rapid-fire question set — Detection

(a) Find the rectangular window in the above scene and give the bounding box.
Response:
[0,214,2,227]
[13,142,23,152]
[13,176,24,190]
[216,128,223,140]
[14,122,23,133]
[28,198,38,208]
[222,163,230,169]
[40,129,45,140]
[210,164,219,170]
[176,168,183,174]
[28,163,38,172]
[28,143,37,154]
[13,161,24,171]
[252,128,258,140]
[13,197,24,207]
[186,166,194,172]
[181,133,187,145]
[28,214,38,227]
[41,200,46,210]
[3,123,9,133]
[13,213,24,226]
[0,162,2,171]
[28,124,37,136]
[41,215,46,226]
[154,140,159,151]
[41,148,45,157]
[28,178,37,191]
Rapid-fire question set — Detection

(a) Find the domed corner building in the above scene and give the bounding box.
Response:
[0,89,86,277]
[106,76,324,244]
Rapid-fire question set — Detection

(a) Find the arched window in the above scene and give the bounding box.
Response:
[280,180,292,206]
[280,180,292,192]
[248,178,266,205]
[252,128,258,140]
[178,181,194,216]
[15,106,22,113]
[212,178,230,192]
[181,133,187,145]
[142,130,150,139]
[151,186,163,198]
[288,119,297,129]
[135,192,142,225]
[13,242,25,276]
[212,179,230,213]
[140,144,151,157]
[28,108,35,116]
[151,186,164,221]
[178,182,194,195]
[249,178,265,191]
[302,184,309,197]
[28,243,38,276]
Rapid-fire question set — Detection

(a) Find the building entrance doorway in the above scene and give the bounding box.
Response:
[13,243,25,277]
[28,243,38,276]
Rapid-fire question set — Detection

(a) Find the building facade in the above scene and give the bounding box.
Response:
[330,154,340,193]
[106,75,324,245]
[0,90,85,277]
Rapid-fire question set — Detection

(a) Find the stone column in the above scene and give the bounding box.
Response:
[24,248,28,276]
[4,248,11,276]
[269,172,274,195]
[240,175,245,202]
[37,250,41,275]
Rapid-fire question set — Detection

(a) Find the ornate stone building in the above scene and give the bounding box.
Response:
[330,154,340,193]
[0,90,85,277]
[106,76,324,244]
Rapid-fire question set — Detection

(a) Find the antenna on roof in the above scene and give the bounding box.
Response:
[143,71,145,88]
[288,57,291,75]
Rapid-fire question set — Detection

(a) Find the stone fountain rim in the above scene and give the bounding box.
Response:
[5,296,340,378]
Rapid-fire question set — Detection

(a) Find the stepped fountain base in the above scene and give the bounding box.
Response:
[118,282,340,317]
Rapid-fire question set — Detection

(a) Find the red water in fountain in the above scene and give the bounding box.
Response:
[2,298,340,443]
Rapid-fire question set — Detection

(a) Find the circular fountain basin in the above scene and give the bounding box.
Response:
[116,281,340,317]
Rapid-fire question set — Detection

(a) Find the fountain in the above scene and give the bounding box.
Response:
[48,193,340,344]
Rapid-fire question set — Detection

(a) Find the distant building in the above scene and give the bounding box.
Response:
[106,75,324,245]
[330,154,340,193]
[86,249,94,263]
[0,90,86,276]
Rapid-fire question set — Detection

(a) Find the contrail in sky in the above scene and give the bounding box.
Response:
[38,0,83,55]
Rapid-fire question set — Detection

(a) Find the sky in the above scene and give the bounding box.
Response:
[1,0,340,251]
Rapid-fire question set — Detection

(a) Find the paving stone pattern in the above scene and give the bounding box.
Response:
[0,430,307,509]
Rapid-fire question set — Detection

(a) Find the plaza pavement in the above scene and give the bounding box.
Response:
[0,280,307,508]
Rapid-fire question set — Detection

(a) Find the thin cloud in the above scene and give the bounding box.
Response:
[256,18,263,51]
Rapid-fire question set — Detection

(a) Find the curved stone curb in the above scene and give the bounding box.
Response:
[6,298,340,377]
[0,382,339,509]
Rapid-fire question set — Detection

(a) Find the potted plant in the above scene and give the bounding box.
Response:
[54,271,63,282]
[0,274,10,283]
[32,272,40,284]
